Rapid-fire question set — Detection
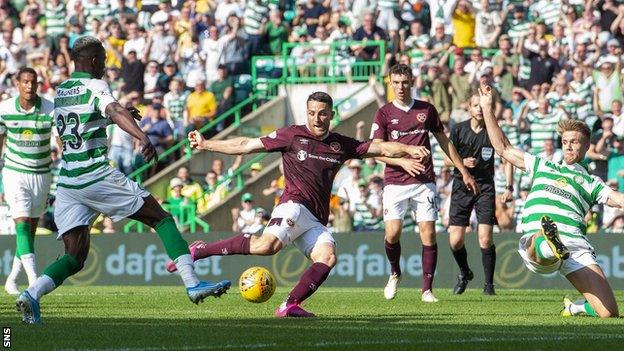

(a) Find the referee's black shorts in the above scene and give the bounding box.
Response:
[449,180,497,227]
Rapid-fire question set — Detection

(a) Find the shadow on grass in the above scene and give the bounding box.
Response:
[2,316,624,351]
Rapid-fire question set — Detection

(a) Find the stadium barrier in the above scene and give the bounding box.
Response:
[4,232,624,289]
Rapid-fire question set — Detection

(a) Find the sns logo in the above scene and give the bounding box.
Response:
[297,150,308,161]
[391,130,399,140]
[3,327,10,348]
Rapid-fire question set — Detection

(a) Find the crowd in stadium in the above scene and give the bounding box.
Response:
[0,0,623,234]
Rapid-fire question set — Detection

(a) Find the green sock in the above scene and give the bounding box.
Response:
[584,300,598,317]
[43,254,81,287]
[15,221,33,257]
[154,216,189,260]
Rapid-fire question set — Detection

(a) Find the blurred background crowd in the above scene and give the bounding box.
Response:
[0,0,622,234]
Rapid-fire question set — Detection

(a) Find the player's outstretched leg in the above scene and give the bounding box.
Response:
[17,226,90,324]
[165,233,254,273]
[383,220,402,300]
[565,264,619,318]
[561,297,598,317]
[130,196,231,303]
[276,242,335,318]
[449,225,473,295]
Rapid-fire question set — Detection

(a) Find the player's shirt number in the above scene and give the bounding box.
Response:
[57,112,83,151]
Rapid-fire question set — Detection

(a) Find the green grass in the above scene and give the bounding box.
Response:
[1,287,624,350]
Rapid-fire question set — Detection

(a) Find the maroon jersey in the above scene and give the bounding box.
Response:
[371,100,443,185]
[260,125,371,224]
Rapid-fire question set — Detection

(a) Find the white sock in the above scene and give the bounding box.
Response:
[5,256,22,285]
[20,253,38,285]
[538,241,556,260]
[26,275,56,301]
[569,299,589,315]
[175,254,199,288]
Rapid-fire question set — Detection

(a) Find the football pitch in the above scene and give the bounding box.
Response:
[1,287,624,350]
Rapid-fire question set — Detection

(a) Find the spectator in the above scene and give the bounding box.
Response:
[157,60,180,93]
[474,0,502,48]
[589,117,617,182]
[143,60,161,102]
[266,10,289,56]
[352,179,382,231]
[538,138,563,163]
[593,57,623,114]
[492,35,518,102]
[263,162,285,206]
[451,0,475,48]
[337,159,363,213]
[608,137,624,192]
[232,193,263,234]
[352,12,386,60]
[163,77,188,139]
[120,50,146,94]
[139,94,174,169]
[250,163,263,178]
[146,19,177,65]
[243,0,270,56]
[428,20,453,59]
[449,56,471,122]
[108,119,136,176]
[521,97,566,153]
[523,39,561,91]
[209,65,234,119]
[220,15,250,75]
[185,78,217,136]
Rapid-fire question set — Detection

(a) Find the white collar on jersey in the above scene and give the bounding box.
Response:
[392,99,415,113]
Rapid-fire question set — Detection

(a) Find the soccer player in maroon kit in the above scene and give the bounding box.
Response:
[372,64,479,302]
[171,92,430,317]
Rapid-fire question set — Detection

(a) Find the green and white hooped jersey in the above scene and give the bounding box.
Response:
[521,153,612,239]
[0,96,55,174]
[54,71,117,189]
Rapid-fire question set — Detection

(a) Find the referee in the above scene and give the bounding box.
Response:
[445,94,513,296]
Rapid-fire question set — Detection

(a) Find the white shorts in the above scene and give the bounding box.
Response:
[382,183,438,223]
[2,168,52,218]
[518,233,597,276]
[54,169,150,238]
[263,202,336,258]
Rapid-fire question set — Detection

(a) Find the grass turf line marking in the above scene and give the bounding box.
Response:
[58,334,624,351]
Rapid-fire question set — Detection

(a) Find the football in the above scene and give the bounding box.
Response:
[239,266,276,303]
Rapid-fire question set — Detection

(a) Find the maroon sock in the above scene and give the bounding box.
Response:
[193,234,251,259]
[384,240,402,276]
[422,244,438,293]
[286,262,332,305]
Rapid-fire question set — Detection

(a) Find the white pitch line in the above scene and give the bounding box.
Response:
[57,333,624,351]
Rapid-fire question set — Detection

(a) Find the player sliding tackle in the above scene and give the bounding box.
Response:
[16,37,231,325]
[168,91,430,317]
[479,85,624,318]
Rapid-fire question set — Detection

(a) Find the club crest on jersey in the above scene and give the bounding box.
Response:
[297,150,308,161]
[391,130,399,140]
[481,147,493,161]
[555,177,568,189]
[391,119,399,125]
[573,175,584,185]
[416,113,427,123]
[268,131,277,139]
[330,141,341,152]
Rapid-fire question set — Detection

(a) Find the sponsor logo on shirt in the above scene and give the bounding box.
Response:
[56,86,84,97]
[554,177,568,189]
[482,147,494,161]
[299,138,309,144]
[390,129,428,140]
[297,150,308,161]
[21,129,33,141]
[296,149,340,164]
[416,113,427,123]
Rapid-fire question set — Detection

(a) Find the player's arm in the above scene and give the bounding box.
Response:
[365,139,430,158]
[105,102,156,162]
[501,159,514,202]
[479,86,526,171]
[188,130,265,154]
[432,131,479,194]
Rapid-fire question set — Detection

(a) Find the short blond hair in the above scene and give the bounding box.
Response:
[557,120,591,142]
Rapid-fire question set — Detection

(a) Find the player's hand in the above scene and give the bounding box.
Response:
[139,137,157,163]
[188,130,205,149]
[463,157,477,168]
[127,106,143,121]
[463,173,480,195]
[399,158,426,177]
[500,189,513,203]
[478,84,493,110]
[405,145,431,159]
